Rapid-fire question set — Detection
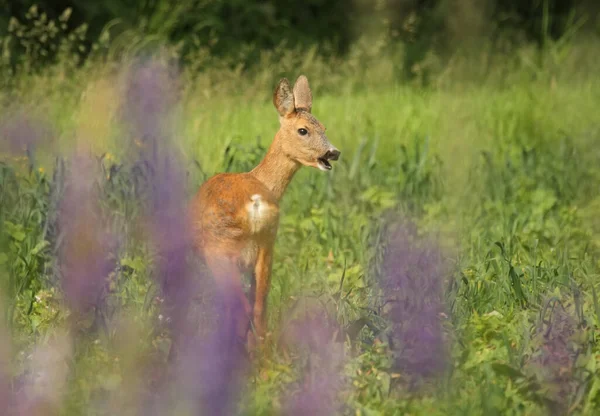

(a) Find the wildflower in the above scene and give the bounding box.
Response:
[58,154,116,319]
[281,308,346,416]
[527,297,582,414]
[379,219,449,381]
[120,59,247,415]
[14,330,72,414]
[121,58,179,154]
[0,109,51,158]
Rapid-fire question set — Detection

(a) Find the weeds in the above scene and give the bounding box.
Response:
[0,30,600,416]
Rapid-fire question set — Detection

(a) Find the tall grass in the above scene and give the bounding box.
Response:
[1,31,600,414]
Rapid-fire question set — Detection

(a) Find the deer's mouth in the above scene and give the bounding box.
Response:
[317,157,332,171]
[317,149,340,171]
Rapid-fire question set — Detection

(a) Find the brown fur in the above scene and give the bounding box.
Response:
[189,75,339,351]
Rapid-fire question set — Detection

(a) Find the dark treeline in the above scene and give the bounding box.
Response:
[0,0,598,68]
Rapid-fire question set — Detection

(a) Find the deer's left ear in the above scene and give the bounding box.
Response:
[293,75,312,113]
[273,78,295,117]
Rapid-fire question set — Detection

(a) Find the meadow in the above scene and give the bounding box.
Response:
[1,20,600,415]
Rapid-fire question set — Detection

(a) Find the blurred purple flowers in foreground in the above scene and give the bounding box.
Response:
[0,109,51,160]
[379,220,449,381]
[282,309,346,416]
[122,58,248,415]
[121,58,193,353]
[59,154,117,320]
[0,57,250,415]
[528,297,581,415]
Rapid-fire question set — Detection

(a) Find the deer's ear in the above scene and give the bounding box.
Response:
[293,75,312,112]
[273,78,295,117]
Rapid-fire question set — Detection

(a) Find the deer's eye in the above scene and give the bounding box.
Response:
[298,128,308,136]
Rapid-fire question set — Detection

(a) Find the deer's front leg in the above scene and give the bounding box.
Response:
[252,246,273,343]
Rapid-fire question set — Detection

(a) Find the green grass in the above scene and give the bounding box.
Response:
[1,38,600,415]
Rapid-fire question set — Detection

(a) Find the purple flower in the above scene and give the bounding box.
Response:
[58,154,116,318]
[175,287,249,416]
[527,298,580,414]
[121,58,180,158]
[379,220,448,381]
[0,109,52,162]
[147,155,193,344]
[120,58,248,414]
[282,309,346,416]
[13,330,72,415]
[121,59,194,349]
[0,313,72,415]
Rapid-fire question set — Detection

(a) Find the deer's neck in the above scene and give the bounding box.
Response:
[251,136,300,201]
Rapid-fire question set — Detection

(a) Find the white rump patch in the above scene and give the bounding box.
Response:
[246,194,275,234]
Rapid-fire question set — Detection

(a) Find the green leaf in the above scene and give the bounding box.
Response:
[31,240,49,256]
[377,371,391,398]
[120,256,145,272]
[491,362,525,380]
[10,230,25,242]
[4,221,26,242]
[30,315,41,331]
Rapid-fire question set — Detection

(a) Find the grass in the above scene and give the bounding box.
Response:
[1,37,600,415]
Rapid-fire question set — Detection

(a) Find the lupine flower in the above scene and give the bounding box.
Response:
[58,154,116,320]
[121,57,179,160]
[0,110,50,158]
[528,298,580,415]
[13,330,72,415]
[140,156,248,415]
[121,58,247,414]
[282,309,346,416]
[173,286,249,416]
[379,219,448,381]
[120,58,194,349]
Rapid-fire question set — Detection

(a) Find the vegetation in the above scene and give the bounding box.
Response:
[1,2,600,415]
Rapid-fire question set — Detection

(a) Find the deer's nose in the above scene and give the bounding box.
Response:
[326,148,340,161]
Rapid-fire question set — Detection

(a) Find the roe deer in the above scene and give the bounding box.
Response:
[190,75,340,350]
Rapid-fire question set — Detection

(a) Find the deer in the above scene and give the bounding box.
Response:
[189,75,340,352]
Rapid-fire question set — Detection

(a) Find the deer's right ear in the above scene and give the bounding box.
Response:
[273,78,295,117]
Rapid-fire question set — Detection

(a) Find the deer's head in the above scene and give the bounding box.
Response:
[273,76,340,171]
